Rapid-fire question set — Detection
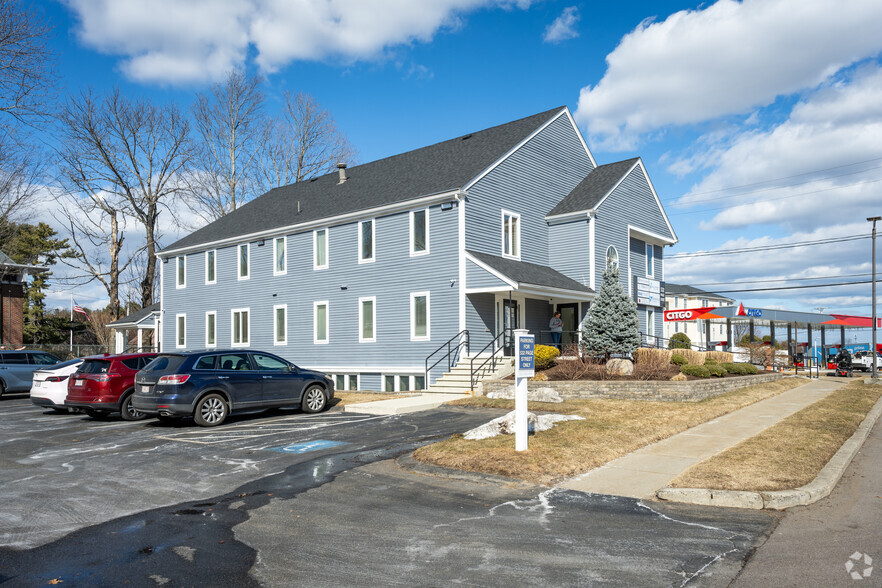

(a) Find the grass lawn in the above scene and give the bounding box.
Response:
[671,379,882,491]
[412,378,805,486]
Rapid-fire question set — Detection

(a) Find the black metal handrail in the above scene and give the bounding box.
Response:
[470,329,512,390]
[425,330,469,386]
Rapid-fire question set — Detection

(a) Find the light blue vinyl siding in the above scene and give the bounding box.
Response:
[525,298,551,340]
[548,219,590,287]
[598,163,674,242]
[162,202,460,383]
[466,259,510,290]
[465,114,594,265]
[466,293,495,352]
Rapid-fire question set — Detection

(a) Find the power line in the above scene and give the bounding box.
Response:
[711,280,873,293]
[689,272,874,287]
[675,156,882,198]
[667,177,882,216]
[669,235,869,259]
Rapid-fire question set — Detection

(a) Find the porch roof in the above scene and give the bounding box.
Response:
[465,250,594,300]
[107,303,160,329]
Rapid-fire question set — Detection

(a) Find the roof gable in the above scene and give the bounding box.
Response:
[546,158,639,218]
[164,106,567,254]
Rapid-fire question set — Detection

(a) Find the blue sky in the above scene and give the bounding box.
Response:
[35,0,882,329]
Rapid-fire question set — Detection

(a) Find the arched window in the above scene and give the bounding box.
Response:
[606,245,619,271]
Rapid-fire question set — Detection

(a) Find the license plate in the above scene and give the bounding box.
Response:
[33,381,41,388]
[74,380,84,386]
[141,385,150,393]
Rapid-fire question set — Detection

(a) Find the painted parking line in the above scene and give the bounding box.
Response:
[156,414,386,445]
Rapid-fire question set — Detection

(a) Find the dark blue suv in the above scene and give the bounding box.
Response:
[132,350,334,426]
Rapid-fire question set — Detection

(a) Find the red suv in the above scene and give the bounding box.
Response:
[65,352,158,420]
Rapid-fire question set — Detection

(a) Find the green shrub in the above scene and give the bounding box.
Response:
[680,364,710,378]
[668,332,692,350]
[670,353,688,366]
[706,363,727,377]
[703,358,718,365]
[720,362,759,375]
[534,344,561,371]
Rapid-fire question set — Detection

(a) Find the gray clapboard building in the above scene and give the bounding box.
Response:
[157,106,677,391]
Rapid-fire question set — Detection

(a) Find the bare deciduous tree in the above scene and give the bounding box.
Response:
[187,70,265,223]
[0,133,43,242]
[0,0,55,128]
[258,90,357,189]
[55,88,192,315]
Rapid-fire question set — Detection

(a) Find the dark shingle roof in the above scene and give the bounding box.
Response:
[665,283,733,301]
[546,158,639,218]
[107,303,160,327]
[467,250,593,294]
[164,107,567,253]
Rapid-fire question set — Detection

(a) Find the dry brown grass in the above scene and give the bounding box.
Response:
[633,348,679,380]
[331,392,404,407]
[705,350,734,363]
[671,379,882,491]
[414,378,805,485]
[677,349,705,365]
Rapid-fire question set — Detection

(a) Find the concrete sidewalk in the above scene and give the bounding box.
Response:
[558,377,847,499]
[343,392,467,415]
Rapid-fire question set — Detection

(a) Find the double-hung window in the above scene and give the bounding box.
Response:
[410,291,430,341]
[231,308,250,346]
[274,304,287,345]
[238,244,250,280]
[274,237,286,275]
[175,256,186,288]
[502,210,520,259]
[359,297,376,343]
[646,243,654,277]
[410,209,429,256]
[359,219,374,263]
[205,250,216,284]
[314,229,328,270]
[176,314,186,348]
[314,301,329,344]
[205,311,217,347]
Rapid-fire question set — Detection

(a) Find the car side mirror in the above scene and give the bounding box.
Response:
[284,364,294,373]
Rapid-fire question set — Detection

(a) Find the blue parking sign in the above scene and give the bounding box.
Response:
[516,333,535,377]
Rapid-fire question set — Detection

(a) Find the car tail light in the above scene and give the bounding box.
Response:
[45,375,70,382]
[158,374,190,385]
[94,373,122,382]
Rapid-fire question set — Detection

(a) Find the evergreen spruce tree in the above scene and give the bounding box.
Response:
[582,265,640,360]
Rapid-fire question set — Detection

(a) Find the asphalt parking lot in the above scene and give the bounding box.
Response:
[0,393,782,587]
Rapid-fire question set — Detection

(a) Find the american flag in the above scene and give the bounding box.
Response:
[73,303,90,320]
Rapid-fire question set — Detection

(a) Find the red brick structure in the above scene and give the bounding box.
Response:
[0,281,25,346]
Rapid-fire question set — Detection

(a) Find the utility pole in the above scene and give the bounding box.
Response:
[869,216,881,380]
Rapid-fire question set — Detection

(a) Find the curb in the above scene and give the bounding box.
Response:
[657,390,882,510]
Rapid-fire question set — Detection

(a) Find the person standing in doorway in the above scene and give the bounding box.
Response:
[549,311,563,350]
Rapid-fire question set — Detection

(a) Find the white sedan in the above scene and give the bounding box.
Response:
[30,359,83,413]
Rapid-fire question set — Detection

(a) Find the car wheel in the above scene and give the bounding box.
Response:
[85,408,110,420]
[0,380,5,397]
[120,393,147,421]
[194,394,228,427]
[301,385,327,413]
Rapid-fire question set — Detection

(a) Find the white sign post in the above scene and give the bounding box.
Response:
[514,329,535,452]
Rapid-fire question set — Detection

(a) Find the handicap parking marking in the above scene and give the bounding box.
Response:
[266,439,349,454]
[155,413,386,445]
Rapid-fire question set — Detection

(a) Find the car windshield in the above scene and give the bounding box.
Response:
[78,360,111,374]
[49,359,82,370]
[141,355,187,373]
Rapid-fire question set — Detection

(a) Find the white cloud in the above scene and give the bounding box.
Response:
[672,65,882,232]
[544,6,579,44]
[574,0,882,149]
[63,0,535,84]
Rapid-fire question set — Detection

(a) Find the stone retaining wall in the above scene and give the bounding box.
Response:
[481,373,783,402]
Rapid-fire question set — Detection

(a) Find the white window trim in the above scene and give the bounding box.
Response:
[205,311,217,348]
[273,304,288,345]
[175,256,186,289]
[382,373,425,392]
[410,291,431,341]
[237,243,250,281]
[358,219,376,264]
[409,208,430,257]
[273,237,287,276]
[646,243,653,277]
[606,245,619,271]
[231,307,250,347]
[332,373,359,391]
[358,296,376,343]
[313,229,328,270]
[501,209,521,260]
[205,250,217,285]
[314,300,329,344]
[175,313,186,349]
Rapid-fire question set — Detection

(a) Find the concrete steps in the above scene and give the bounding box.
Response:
[426,356,512,394]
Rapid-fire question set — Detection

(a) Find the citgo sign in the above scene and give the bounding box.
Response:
[663,307,715,321]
